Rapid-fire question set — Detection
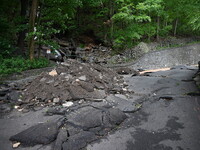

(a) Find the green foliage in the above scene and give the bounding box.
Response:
[185,0,200,31]
[0,0,200,59]
[113,24,144,49]
[0,11,15,56]
[27,0,82,49]
[0,57,49,75]
[159,25,172,37]
[112,0,164,49]
[0,37,15,57]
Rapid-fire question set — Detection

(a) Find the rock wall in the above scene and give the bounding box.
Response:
[132,43,200,69]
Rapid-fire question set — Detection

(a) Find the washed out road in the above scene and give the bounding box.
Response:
[0,65,200,150]
[88,66,200,150]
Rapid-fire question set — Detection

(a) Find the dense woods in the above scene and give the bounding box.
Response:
[0,0,200,74]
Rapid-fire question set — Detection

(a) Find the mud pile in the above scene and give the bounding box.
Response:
[21,59,127,108]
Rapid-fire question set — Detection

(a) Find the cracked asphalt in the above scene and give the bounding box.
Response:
[87,66,200,150]
[0,65,200,150]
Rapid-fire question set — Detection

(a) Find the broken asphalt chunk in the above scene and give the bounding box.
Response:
[10,119,65,146]
[62,131,97,150]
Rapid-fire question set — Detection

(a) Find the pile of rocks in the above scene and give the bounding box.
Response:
[19,59,128,109]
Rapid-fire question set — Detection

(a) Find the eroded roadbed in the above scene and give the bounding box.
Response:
[87,66,200,150]
[0,63,200,150]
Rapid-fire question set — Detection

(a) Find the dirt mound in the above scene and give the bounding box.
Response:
[21,59,126,108]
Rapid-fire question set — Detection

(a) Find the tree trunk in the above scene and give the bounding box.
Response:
[17,0,28,55]
[174,18,178,37]
[156,16,160,41]
[28,0,38,60]
[109,0,114,45]
[36,3,43,58]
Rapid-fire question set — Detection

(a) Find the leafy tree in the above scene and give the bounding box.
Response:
[0,0,20,57]
[185,0,200,32]
[0,0,200,60]
[27,0,82,59]
[112,0,164,49]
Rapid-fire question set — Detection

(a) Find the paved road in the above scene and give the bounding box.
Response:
[0,66,200,150]
[87,66,200,150]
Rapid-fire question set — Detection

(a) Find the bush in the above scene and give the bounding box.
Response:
[0,57,50,75]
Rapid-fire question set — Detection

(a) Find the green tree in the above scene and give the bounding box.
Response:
[112,0,164,49]
[27,0,82,59]
[0,0,20,57]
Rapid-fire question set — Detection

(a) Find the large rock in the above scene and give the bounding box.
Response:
[137,42,150,54]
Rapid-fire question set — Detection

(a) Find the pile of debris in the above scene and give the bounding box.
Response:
[4,59,133,150]
[19,59,127,109]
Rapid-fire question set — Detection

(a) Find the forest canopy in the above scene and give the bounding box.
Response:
[0,0,200,60]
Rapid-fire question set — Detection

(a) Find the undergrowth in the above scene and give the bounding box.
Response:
[0,56,50,76]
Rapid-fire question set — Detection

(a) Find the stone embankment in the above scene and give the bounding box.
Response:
[107,43,200,70]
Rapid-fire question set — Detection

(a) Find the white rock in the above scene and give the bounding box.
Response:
[18,99,22,102]
[61,62,70,66]
[78,75,86,81]
[75,79,80,82]
[62,102,73,107]
[60,73,66,75]
[99,74,103,79]
[78,99,84,104]
[13,142,20,148]
[14,106,20,109]
[115,94,127,99]
[53,98,60,103]
[122,88,128,91]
